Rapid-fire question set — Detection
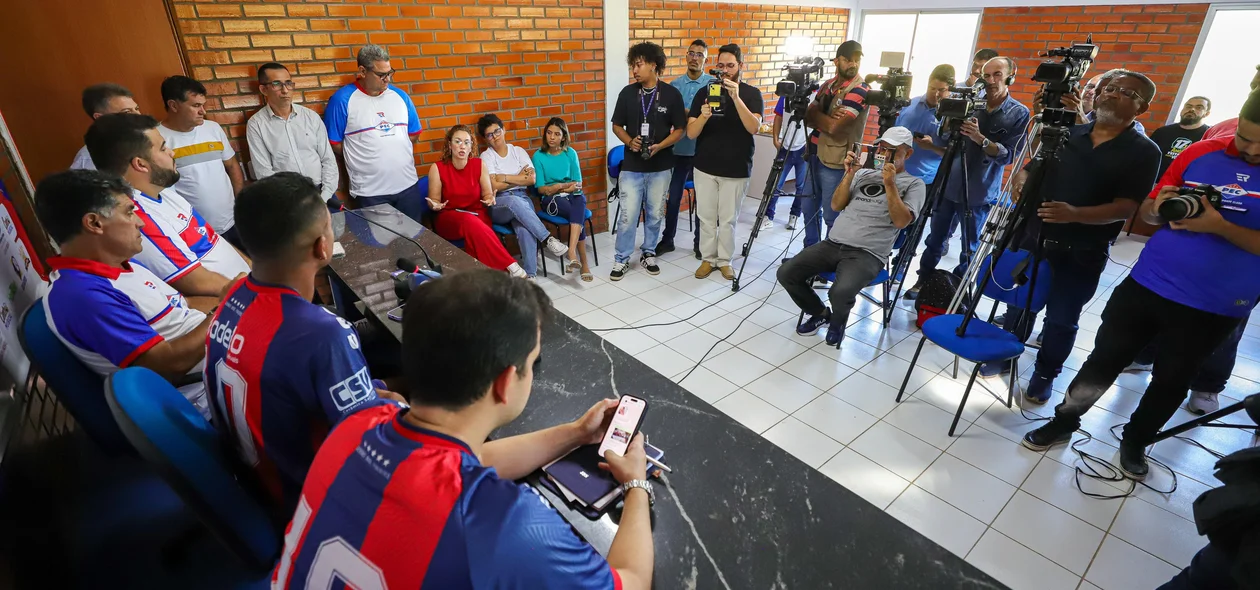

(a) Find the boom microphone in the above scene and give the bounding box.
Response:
[341,206,443,274]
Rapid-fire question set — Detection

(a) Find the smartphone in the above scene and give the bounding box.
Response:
[912,131,926,140]
[597,395,649,458]
[387,304,405,322]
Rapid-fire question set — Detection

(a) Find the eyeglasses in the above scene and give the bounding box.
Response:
[451,139,473,147]
[1100,84,1145,103]
[484,128,504,139]
[686,51,706,59]
[1084,83,1098,90]
[714,62,738,70]
[368,68,395,79]
[264,80,296,90]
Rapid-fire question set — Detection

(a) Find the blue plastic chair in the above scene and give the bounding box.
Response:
[796,257,894,330]
[105,367,281,572]
[18,300,132,455]
[684,176,697,233]
[893,249,1053,436]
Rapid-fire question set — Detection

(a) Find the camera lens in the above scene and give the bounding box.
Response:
[1158,195,1201,221]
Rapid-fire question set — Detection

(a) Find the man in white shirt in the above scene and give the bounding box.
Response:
[323,45,425,221]
[159,75,247,250]
[86,112,249,297]
[70,84,140,170]
[246,62,341,211]
[35,170,227,418]
[476,113,568,277]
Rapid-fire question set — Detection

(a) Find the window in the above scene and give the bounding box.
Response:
[858,12,981,98]
[1176,8,1260,127]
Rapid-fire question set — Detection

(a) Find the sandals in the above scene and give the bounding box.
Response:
[580,271,593,282]
[566,258,582,272]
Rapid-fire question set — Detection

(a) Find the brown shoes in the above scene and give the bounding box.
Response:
[695,261,714,278]
[719,265,734,280]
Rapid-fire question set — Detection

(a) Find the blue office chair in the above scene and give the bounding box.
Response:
[533,188,600,271]
[796,257,894,330]
[893,250,1053,436]
[684,176,697,232]
[18,300,132,455]
[105,367,281,572]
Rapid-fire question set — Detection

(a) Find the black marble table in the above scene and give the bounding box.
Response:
[327,205,1005,589]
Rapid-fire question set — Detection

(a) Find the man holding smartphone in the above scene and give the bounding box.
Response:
[273,269,655,589]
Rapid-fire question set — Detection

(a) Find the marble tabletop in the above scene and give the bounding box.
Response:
[327,205,1005,589]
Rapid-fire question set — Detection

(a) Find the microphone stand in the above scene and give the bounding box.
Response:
[340,206,444,274]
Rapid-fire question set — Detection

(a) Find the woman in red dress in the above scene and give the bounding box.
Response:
[426,125,526,277]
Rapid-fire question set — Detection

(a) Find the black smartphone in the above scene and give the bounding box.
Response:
[597,395,649,458]
[912,131,926,140]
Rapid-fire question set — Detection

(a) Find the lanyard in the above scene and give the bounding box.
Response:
[639,86,657,131]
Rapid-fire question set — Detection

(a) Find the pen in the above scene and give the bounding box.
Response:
[648,456,673,473]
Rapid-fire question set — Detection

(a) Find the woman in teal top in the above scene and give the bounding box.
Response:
[533,117,592,280]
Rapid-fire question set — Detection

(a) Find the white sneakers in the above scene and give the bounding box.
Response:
[1186,391,1219,415]
[760,218,774,231]
[544,236,569,257]
[507,262,528,278]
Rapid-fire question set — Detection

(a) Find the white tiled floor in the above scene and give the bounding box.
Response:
[536,196,1260,589]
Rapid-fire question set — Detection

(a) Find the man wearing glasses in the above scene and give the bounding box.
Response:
[986,70,1161,409]
[323,45,425,221]
[1150,96,1212,178]
[247,63,341,212]
[661,39,714,258]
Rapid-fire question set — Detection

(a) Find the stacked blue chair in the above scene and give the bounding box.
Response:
[607,145,630,234]
[893,249,1053,436]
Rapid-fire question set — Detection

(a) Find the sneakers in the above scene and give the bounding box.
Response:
[1124,360,1154,372]
[796,312,831,336]
[544,236,569,257]
[1023,372,1053,405]
[903,281,922,300]
[1020,419,1074,451]
[507,262,528,278]
[640,253,660,275]
[786,215,798,230]
[978,360,1011,379]
[695,261,714,279]
[656,241,675,255]
[1119,440,1149,480]
[824,324,844,348]
[719,265,734,280]
[610,262,630,281]
[760,218,774,231]
[1186,391,1219,415]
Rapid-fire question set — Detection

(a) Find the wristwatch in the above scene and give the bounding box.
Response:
[621,479,655,506]
[981,138,992,150]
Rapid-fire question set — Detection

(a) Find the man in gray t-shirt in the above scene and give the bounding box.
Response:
[777,127,926,347]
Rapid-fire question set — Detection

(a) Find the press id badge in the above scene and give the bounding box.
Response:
[640,122,650,136]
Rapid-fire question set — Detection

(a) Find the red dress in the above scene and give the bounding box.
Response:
[432,158,516,271]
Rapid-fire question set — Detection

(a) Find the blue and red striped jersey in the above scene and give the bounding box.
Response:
[205,276,389,513]
[1132,136,1260,317]
[272,404,622,590]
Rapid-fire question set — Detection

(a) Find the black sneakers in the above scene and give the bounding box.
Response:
[1020,419,1074,451]
[796,312,831,336]
[655,241,675,255]
[1118,440,1149,480]
[640,253,660,275]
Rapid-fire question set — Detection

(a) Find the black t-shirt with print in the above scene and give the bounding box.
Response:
[688,81,765,178]
[611,82,688,173]
[1150,123,1209,179]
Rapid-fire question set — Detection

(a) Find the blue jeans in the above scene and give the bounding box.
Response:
[1000,245,1109,378]
[662,156,695,249]
[498,192,550,276]
[800,155,846,248]
[615,170,670,263]
[766,147,806,220]
[542,193,587,240]
[358,181,426,222]
[918,198,989,277]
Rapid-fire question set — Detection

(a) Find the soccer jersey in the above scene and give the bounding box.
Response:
[132,188,249,283]
[272,405,621,590]
[1132,137,1260,317]
[205,276,390,513]
[159,120,238,232]
[324,82,422,198]
[43,256,208,414]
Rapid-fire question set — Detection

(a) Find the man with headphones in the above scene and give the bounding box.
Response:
[906,57,1030,296]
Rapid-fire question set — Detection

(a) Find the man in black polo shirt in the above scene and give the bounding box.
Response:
[1150,96,1212,178]
[983,70,1162,405]
[687,43,764,280]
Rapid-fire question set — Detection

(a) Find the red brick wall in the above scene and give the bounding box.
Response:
[628,0,851,118]
[976,4,1209,129]
[168,0,611,230]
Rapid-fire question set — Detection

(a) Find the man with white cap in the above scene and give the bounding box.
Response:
[777,127,925,347]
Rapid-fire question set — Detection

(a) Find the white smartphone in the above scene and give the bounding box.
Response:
[597,395,649,458]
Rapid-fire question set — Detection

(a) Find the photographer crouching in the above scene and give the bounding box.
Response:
[1022,91,1260,481]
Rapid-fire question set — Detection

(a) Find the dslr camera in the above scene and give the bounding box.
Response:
[776,57,824,117]
[1033,37,1100,128]
[1160,185,1223,221]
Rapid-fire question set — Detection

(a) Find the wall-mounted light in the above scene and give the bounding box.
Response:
[783,35,814,58]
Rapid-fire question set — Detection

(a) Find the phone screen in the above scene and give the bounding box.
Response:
[597,395,648,458]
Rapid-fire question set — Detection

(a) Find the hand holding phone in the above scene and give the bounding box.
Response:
[601,433,647,485]
[597,395,648,458]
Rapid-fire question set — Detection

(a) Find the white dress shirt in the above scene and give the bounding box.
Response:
[246,102,339,202]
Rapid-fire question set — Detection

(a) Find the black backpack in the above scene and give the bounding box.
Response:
[914,270,967,327]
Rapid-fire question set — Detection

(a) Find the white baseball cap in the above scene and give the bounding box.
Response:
[877,126,914,147]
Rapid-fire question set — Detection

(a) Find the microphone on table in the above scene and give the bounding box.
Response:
[393,257,442,303]
[340,205,444,274]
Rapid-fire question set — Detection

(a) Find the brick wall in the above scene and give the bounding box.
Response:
[628,0,850,119]
[168,0,611,230]
[976,4,1210,129]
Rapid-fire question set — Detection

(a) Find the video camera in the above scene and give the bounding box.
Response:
[936,80,986,134]
[864,53,913,134]
[776,57,824,117]
[1160,185,1223,221]
[1033,37,1099,128]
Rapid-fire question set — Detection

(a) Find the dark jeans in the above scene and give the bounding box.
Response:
[358,181,426,222]
[776,241,883,338]
[918,198,989,277]
[543,193,587,240]
[766,147,806,220]
[662,155,697,250]
[800,155,846,248]
[1052,277,1242,446]
[220,225,245,253]
[1000,245,1109,379]
[1133,310,1250,394]
[1157,542,1238,590]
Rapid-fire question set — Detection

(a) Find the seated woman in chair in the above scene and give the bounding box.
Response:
[426,125,527,277]
[477,113,569,278]
[532,117,592,281]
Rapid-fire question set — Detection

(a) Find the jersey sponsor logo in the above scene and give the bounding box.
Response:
[177,212,188,222]
[330,366,374,412]
[1220,183,1248,197]
[374,112,395,135]
[209,319,241,351]
[1239,173,1252,183]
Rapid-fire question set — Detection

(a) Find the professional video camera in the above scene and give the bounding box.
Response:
[1161,185,1223,221]
[935,81,986,133]
[1033,36,1099,128]
[863,53,913,135]
[776,56,824,117]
